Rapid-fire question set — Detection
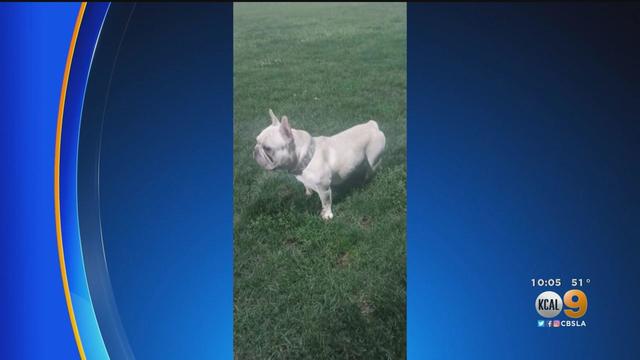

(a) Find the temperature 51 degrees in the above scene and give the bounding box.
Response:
[571,278,591,287]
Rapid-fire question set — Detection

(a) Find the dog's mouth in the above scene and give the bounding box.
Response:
[263,148,274,163]
[255,145,276,170]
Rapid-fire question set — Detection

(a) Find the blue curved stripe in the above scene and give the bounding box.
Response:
[59,3,111,359]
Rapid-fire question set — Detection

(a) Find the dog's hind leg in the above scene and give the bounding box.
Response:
[364,162,378,181]
[365,126,386,172]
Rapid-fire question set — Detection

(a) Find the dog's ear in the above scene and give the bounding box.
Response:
[269,109,280,126]
[280,116,292,139]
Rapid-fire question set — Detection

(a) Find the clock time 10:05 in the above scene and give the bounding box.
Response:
[531,278,561,287]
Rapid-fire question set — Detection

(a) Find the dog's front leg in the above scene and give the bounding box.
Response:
[317,186,333,220]
[295,175,314,197]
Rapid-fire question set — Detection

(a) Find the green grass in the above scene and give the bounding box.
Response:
[234,3,406,359]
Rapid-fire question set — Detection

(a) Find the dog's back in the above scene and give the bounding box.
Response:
[319,120,385,179]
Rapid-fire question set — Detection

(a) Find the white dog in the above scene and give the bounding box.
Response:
[254,109,386,220]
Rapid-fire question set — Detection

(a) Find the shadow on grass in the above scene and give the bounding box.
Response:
[240,163,385,221]
[331,165,381,204]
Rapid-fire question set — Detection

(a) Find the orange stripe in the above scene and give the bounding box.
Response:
[55,3,88,360]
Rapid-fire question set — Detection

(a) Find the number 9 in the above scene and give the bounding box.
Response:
[563,289,588,318]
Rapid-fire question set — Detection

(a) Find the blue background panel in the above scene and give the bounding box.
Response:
[0,3,81,359]
[1,3,233,359]
[408,3,640,359]
[80,4,233,359]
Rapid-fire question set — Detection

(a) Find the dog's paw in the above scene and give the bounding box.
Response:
[321,209,334,220]
[305,188,313,196]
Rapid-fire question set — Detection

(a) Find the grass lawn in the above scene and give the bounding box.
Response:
[234,3,406,359]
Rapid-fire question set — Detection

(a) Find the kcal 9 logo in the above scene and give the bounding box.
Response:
[535,290,588,319]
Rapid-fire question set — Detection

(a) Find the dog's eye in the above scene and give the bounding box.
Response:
[263,145,271,152]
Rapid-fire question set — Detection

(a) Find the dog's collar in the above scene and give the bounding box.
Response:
[289,138,315,175]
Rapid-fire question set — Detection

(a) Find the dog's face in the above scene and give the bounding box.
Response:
[254,110,296,171]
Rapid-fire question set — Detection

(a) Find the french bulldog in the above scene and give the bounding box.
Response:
[254,109,386,220]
